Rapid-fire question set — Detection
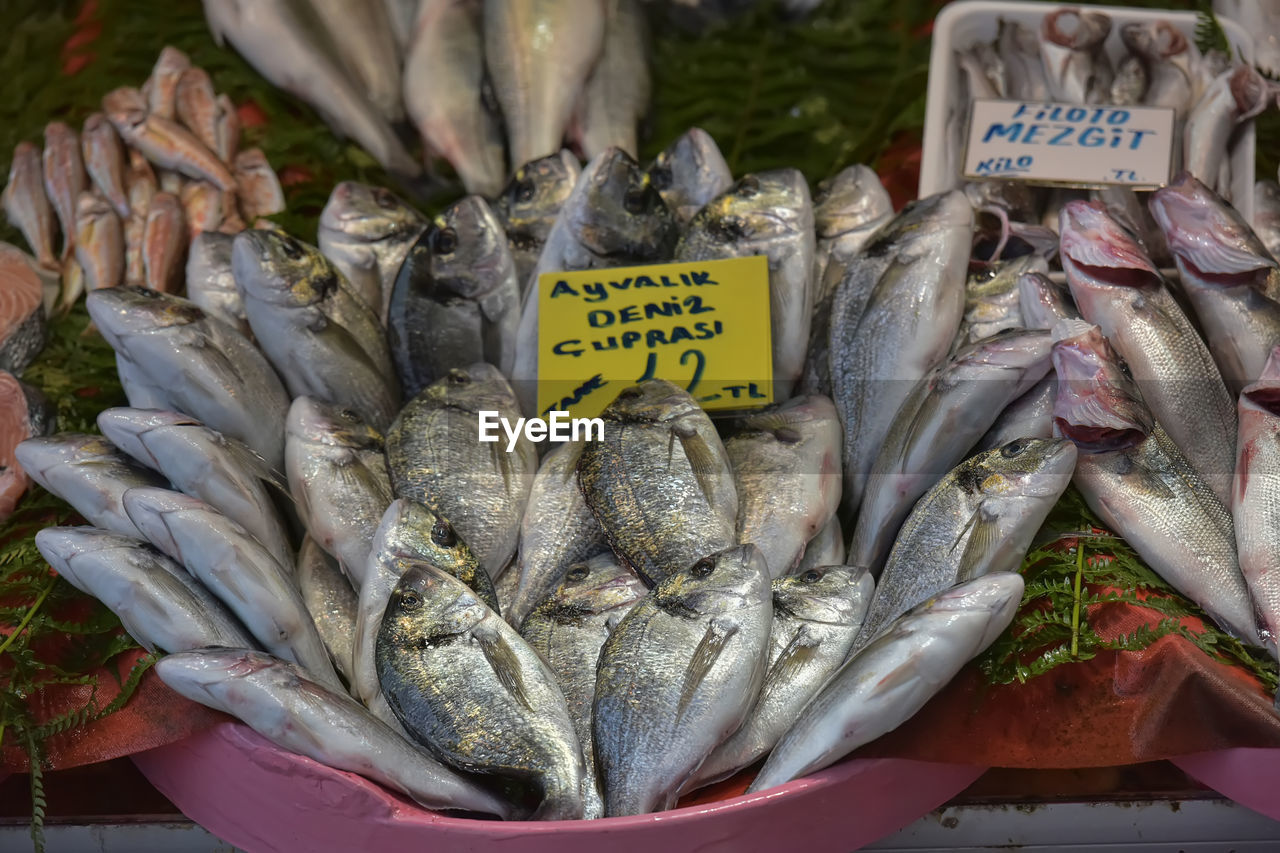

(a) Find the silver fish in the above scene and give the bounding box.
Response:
[35,526,253,653]
[1235,347,1280,662]
[594,544,772,815]
[851,330,1055,574]
[296,536,358,682]
[285,396,392,590]
[156,648,512,817]
[795,514,845,571]
[85,286,291,472]
[123,486,341,689]
[996,18,1050,101]
[812,164,893,299]
[976,373,1058,453]
[1091,184,1172,268]
[484,0,606,166]
[3,142,59,270]
[1059,199,1236,504]
[577,0,650,160]
[74,191,124,292]
[404,0,505,197]
[1039,8,1113,104]
[1110,53,1149,105]
[1121,21,1194,120]
[1254,180,1280,262]
[954,255,1047,350]
[645,128,733,227]
[43,122,88,262]
[494,149,582,287]
[827,190,972,515]
[97,407,294,573]
[81,113,131,219]
[143,46,191,120]
[303,0,403,123]
[1184,64,1268,198]
[386,363,536,579]
[955,43,1003,100]
[377,560,587,820]
[677,170,815,400]
[727,395,842,578]
[1018,270,1079,329]
[748,573,1023,793]
[1052,318,1259,644]
[185,231,250,338]
[578,379,737,587]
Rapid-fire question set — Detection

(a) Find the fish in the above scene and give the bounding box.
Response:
[158,169,184,196]
[304,0,403,123]
[35,527,254,653]
[383,0,418,51]
[512,148,676,413]
[403,0,505,197]
[748,573,1024,793]
[506,440,610,628]
[386,363,537,579]
[976,374,1058,452]
[953,255,1048,350]
[142,192,187,292]
[3,142,59,270]
[232,149,285,221]
[0,371,55,519]
[85,286,291,472]
[203,0,420,177]
[174,67,220,155]
[377,560,587,820]
[520,552,646,817]
[1110,53,1149,105]
[853,438,1075,649]
[81,114,131,219]
[123,486,342,689]
[492,150,581,287]
[1059,199,1237,504]
[578,379,737,587]
[126,148,157,220]
[996,18,1050,101]
[850,330,1055,575]
[812,164,893,297]
[295,536,357,681]
[0,243,49,374]
[284,396,393,590]
[1018,270,1078,329]
[645,128,733,227]
[795,514,845,571]
[688,565,874,790]
[1254,180,1280,262]
[827,190,972,516]
[1052,318,1260,644]
[955,44,1002,101]
[1184,64,1268,198]
[74,192,124,293]
[97,407,294,573]
[42,122,88,262]
[57,257,86,315]
[1121,21,1194,120]
[576,0,650,160]
[186,232,250,337]
[179,181,225,238]
[594,543,772,816]
[113,353,171,410]
[156,648,512,817]
[316,181,428,322]
[1039,7,1113,104]
[143,46,191,120]
[353,497,499,705]
[726,395,842,578]
[484,0,607,167]
[1235,347,1280,662]
[232,228,399,430]
[213,94,240,164]
[103,88,236,190]
[1091,185,1172,268]
[1149,172,1280,393]
[677,170,815,401]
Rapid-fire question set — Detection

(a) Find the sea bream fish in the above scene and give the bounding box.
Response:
[295,536,357,681]
[1235,346,1280,664]
[493,150,582,289]
[185,232,250,338]
[0,371,55,520]
[811,163,893,297]
[645,128,733,227]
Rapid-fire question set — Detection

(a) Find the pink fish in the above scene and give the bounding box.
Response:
[143,46,192,120]
[2,142,58,269]
[142,192,187,292]
[41,122,88,261]
[81,113,131,219]
[214,94,241,163]
[105,94,235,191]
[180,181,224,239]
[176,67,220,155]
[74,192,124,292]
[233,149,285,220]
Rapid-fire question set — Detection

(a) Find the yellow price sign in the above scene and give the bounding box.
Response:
[536,256,774,418]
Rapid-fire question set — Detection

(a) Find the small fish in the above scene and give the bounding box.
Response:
[81,113,131,219]
[74,192,124,292]
[996,18,1050,101]
[645,127,733,226]
[42,122,88,261]
[795,515,845,571]
[175,67,221,155]
[142,192,187,292]
[1121,21,1194,120]
[1039,7,1113,104]
[3,142,59,269]
[126,148,157,219]
[1110,53,1149,105]
[0,243,50,374]
[748,573,1024,793]
[1183,64,1268,198]
[953,255,1048,350]
[1018,270,1078,329]
[104,87,236,190]
[57,257,86,315]
[233,149,285,221]
[179,181,224,239]
[492,150,581,287]
[213,94,240,164]
[296,536,357,681]
[143,46,192,120]
[186,232,250,337]
[0,371,55,520]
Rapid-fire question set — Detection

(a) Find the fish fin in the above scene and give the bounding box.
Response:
[476,626,532,712]
[953,502,999,581]
[1122,455,1176,499]
[677,618,737,720]
[673,423,721,506]
[741,409,811,436]
[764,626,820,691]
[490,441,514,494]
[219,434,288,491]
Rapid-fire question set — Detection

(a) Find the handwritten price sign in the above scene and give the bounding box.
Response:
[536,256,774,419]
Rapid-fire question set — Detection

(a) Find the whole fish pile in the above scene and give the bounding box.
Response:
[202,0,652,195]
[2,46,285,319]
[16,103,1280,827]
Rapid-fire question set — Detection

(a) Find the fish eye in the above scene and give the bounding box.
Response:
[648,165,672,191]
[373,189,396,209]
[446,369,470,386]
[566,565,589,582]
[279,239,304,260]
[432,227,458,255]
[430,519,457,547]
[618,386,644,400]
[736,176,760,198]
[1001,438,1032,458]
[513,177,535,204]
[691,557,716,577]
[399,590,423,611]
[801,569,823,584]
[623,186,649,214]
[713,216,746,241]
[337,407,360,421]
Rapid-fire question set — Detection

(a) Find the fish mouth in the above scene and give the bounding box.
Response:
[1051,321,1152,452]
[1242,350,1280,414]
[34,527,87,571]
[1043,8,1110,49]
[1150,173,1275,282]
[1059,201,1162,289]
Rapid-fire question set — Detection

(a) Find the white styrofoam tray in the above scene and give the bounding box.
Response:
[919,0,1256,218]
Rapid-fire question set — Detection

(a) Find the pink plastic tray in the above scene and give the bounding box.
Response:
[131,721,986,853]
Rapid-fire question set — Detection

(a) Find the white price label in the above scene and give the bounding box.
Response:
[962,99,1176,188]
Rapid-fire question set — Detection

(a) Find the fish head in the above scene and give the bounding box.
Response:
[1228,64,1271,119]
[102,87,148,133]
[86,286,204,348]
[188,231,235,274]
[372,499,486,589]
[1051,318,1153,451]
[812,164,893,239]
[417,363,518,414]
[602,379,699,424]
[772,565,874,626]
[964,437,1078,503]
[1059,200,1162,293]
[15,434,118,483]
[647,128,732,207]
[1111,55,1149,104]
[1017,271,1077,329]
[656,544,770,616]
[923,573,1025,648]
[967,254,1049,303]
[154,648,277,707]
[428,197,513,299]
[122,486,206,559]
[548,553,647,620]
[573,147,676,261]
[381,562,488,648]
[1240,346,1280,416]
[34,526,120,579]
[862,189,972,264]
[1042,8,1111,50]
[286,396,383,452]
[231,229,340,308]
[495,150,580,238]
[949,329,1055,382]
[75,191,115,224]
[687,170,812,254]
[1120,21,1187,62]
[97,408,198,467]
[1150,172,1277,280]
[318,181,424,244]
